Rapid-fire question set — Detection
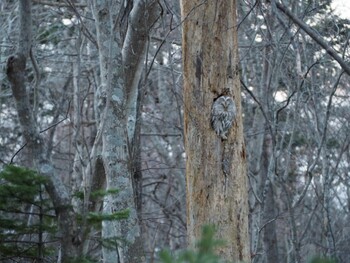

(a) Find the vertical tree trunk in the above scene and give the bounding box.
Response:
[261,135,279,263]
[90,1,159,262]
[90,2,141,262]
[6,1,80,261]
[181,0,250,261]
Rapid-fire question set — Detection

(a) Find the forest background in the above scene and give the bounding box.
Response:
[1,0,350,262]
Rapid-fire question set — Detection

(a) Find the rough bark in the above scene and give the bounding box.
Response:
[90,1,159,262]
[123,0,160,139]
[261,136,279,263]
[6,1,79,261]
[181,0,250,261]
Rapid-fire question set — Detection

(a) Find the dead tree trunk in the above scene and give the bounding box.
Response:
[181,0,250,261]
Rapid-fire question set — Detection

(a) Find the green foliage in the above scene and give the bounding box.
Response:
[73,188,131,257]
[77,209,130,227]
[0,165,56,261]
[75,188,129,226]
[0,166,132,261]
[99,236,130,250]
[326,137,340,148]
[309,256,337,263]
[73,188,120,201]
[159,225,225,263]
[0,165,47,205]
[91,188,120,199]
[37,22,67,45]
[85,209,129,225]
[159,226,336,263]
[66,256,97,263]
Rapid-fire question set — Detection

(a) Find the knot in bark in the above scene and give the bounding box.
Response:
[6,53,27,82]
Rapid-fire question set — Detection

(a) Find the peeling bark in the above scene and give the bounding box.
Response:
[181,0,250,261]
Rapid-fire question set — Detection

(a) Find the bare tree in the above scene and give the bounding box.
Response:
[3,0,350,262]
[5,0,161,261]
[88,1,160,262]
[6,0,80,261]
[239,0,350,262]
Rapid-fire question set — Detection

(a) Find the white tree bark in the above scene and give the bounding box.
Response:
[90,1,159,262]
[6,1,80,261]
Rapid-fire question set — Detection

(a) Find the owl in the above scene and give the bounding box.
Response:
[211,96,236,140]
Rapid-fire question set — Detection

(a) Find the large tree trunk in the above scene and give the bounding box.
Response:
[6,1,79,261]
[181,0,250,261]
[90,2,131,260]
[90,1,159,262]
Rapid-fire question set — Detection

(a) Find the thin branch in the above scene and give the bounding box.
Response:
[29,47,41,116]
[40,100,71,133]
[240,79,275,145]
[9,101,71,164]
[237,0,260,29]
[276,2,350,76]
[292,172,313,208]
[33,0,87,7]
[140,133,182,137]
[275,60,319,122]
[64,0,98,48]
[46,76,72,158]
[10,143,28,164]
[309,70,345,172]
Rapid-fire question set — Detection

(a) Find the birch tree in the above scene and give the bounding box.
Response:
[89,1,160,262]
[6,0,80,261]
[5,0,160,262]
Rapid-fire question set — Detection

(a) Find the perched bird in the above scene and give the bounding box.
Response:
[211,96,236,140]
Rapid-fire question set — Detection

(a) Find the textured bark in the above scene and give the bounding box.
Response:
[90,1,159,262]
[181,0,250,261]
[91,2,139,262]
[123,0,160,139]
[261,136,279,263]
[7,1,79,262]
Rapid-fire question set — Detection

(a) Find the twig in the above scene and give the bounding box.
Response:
[276,2,350,76]
[33,0,86,7]
[237,0,260,29]
[9,101,71,164]
[40,100,71,133]
[240,78,275,145]
[10,143,28,164]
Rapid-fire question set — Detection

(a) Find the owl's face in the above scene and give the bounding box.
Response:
[221,97,232,111]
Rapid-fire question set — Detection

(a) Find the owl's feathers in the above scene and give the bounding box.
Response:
[211,96,236,140]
